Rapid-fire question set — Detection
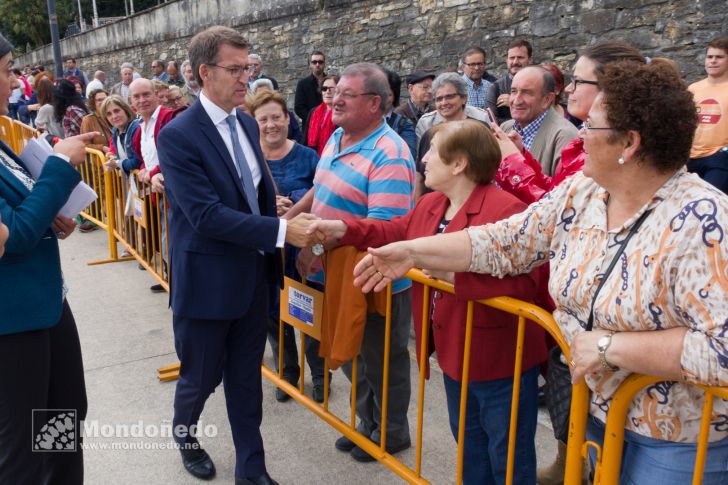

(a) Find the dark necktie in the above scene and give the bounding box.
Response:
[225,114,260,215]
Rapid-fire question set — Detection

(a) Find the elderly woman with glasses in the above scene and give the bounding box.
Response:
[353,59,728,485]
[414,72,490,198]
[494,43,645,205]
[310,120,545,484]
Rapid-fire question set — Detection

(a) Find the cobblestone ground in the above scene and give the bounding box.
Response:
[61,229,557,484]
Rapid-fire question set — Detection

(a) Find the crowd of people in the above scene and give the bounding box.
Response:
[1,23,728,485]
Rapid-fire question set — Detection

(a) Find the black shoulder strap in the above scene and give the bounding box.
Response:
[586,209,652,331]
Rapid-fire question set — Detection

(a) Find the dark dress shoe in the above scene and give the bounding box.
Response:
[180,447,216,480]
[235,472,279,484]
[275,386,291,402]
[150,283,165,293]
[312,384,329,403]
[335,435,356,452]
[350,438,411,463]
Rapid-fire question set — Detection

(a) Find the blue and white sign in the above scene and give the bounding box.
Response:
[288,287,314,326]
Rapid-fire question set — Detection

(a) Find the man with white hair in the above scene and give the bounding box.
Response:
[110,64,135,103]
[247,53,279,90]
[85,70,106,98]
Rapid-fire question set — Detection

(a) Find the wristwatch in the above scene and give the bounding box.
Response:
[597,331,619,372]
[312,243,325,256]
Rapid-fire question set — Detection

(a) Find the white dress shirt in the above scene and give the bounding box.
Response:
[140,105,161,172]
[198,91,286,247]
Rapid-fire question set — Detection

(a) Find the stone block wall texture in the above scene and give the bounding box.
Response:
[16,0,728,106]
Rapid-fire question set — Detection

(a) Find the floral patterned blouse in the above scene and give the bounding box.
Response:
[467,170,728,442]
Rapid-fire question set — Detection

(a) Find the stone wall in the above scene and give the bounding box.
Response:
[16,0,728,103]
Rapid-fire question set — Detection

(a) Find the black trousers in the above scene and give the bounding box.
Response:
[0,300,88,485]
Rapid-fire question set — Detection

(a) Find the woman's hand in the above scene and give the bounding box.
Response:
[569,330,613,384]
[53,132,100,166]
[51,215,77,240]
[491,123,521,158]
[276,195,293,217]
[307,219,347,244]
[508,130,524,153]
[353,242,415,293]
[104,152,118,172]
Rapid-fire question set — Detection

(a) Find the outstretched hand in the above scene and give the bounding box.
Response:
[353,241,414,293]
[306,219,347,245]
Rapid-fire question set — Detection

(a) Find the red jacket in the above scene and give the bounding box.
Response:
[495,137,586,205]
[131,106,186,178]
[341,184,547,382]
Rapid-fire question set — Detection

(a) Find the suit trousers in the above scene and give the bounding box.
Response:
[0,300,88,485]
[172,257,269,479]
[342,289,412,446]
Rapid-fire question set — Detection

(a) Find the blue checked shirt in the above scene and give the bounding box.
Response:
[462,74,491,110]
[513,110,548,151]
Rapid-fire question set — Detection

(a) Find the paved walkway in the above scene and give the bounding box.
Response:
[61,229,557,484]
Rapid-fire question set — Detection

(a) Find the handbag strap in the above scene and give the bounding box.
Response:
[586,208,652,331]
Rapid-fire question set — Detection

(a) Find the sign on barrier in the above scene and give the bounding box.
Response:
[279,276,322,340]
[133,196,147,228]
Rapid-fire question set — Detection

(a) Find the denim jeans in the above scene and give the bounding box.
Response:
[688,148,728,194]
[587,415,728,484]
[442,365,539,485]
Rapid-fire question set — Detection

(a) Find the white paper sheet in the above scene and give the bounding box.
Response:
[20,138,98,218]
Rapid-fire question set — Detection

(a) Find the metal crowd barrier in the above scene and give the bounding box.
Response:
[262,268,589,485]
[0,115,38,152]
[588,374,728,485]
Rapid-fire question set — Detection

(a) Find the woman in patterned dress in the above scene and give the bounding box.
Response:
[351,59,728,484]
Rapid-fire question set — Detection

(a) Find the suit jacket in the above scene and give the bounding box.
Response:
[157,99,282,320]
[0,141,81,335]
[294,73,322,122]
[110,82,131,101]
[341,184,547,381]
[502,107,579,177]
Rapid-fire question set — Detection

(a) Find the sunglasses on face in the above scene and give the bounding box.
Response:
[311,60,325,65]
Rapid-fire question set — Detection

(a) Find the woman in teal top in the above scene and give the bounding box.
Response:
[0,34,98,485]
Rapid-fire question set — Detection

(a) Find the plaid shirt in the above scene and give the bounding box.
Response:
[63,105,86,138]
[462,74,491,110]
[513,110,548,151]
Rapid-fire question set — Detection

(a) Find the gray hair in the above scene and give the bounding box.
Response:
[340,62,388,113]
[249,53,262,63]
[432,72,468,98]
[188,26,250,88]
[181,59,191,71]
[251,78,274,94]
[120,62,134,71]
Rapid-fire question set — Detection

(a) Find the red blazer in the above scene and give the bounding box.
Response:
[341,184,547,382]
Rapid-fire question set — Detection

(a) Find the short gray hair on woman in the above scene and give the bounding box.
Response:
[432,72,468,98]
[340,62,389,113]
[251,78,274,94]
[188,25,250,88]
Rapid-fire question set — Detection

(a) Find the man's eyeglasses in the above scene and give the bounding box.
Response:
[333,90,378,100]
[568,77,599,89]
[310,60,325,65]
[464,62,485,68]
[434,93,460,104]
[207,64,255,78]
[321,86,335,93]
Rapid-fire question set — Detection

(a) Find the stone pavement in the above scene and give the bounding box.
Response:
[61,228,558,485]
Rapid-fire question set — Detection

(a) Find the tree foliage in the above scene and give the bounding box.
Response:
[0,0,166,52]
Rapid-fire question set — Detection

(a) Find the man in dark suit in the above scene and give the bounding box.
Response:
[294,50,326,131]
[157,25,317,485]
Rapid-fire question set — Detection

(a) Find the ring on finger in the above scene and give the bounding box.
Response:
[570,359,576,368]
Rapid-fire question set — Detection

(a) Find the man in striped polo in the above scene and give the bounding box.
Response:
[300,62,416,462]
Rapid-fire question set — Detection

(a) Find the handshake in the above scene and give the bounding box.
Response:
[283,213,348,250]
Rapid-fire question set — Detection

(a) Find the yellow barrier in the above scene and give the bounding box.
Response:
[588,374,728,484]
[12,119,39,151]
[0,116,20,151]
[264,268,590,485]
